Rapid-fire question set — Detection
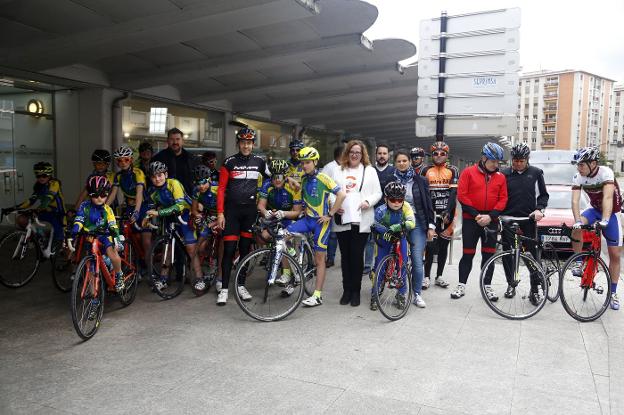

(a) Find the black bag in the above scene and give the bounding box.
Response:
[334,166,365,225]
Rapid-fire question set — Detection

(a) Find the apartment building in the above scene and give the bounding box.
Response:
[516,70,615,154]
[607,84,624,172]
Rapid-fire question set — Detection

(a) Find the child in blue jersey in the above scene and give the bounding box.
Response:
[74,149,115,210]
[370,182,416,310]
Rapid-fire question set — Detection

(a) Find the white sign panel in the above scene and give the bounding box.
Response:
[420,8,520,38]
[418,52,520,77]
[418,73,519,96]
[416,116,518,137]
[419,29,519,59]
[417,94,518,116]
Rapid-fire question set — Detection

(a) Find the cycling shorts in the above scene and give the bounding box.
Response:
[287,216,330,252]
[38,211,65,241]
[581,208,623,247]
[223,204,257,241]
[163,211,196,245]
[434,214,454,240]
[122,204,151,234]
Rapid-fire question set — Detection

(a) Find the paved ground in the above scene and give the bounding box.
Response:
[1,244,623,415]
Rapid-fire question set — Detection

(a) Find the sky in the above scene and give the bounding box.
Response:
[363,0,624,83]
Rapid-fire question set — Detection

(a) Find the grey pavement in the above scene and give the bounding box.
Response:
[1,245,623,415]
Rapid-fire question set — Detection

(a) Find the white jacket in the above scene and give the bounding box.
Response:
[330,164,382,233]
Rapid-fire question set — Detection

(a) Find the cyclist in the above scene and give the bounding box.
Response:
[5,162,66,244]
[136,142,153,177]
[191,164,221,293]
[74,149,115,209]
[200,151,220,183]
[70,176,125,293]
[257,158,303,296]
[410,147,426,175]
[286,146,346,306]
[286,137,305,183]
[421,141,458,289]
[370,182,416,310]
[571,147,623,310]
[216,128,269,305]
[501,143,549,303]
[453,142,508,300]
[107,146,151,275]
[144,161,204,292]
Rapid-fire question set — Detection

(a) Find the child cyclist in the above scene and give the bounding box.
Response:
[74,149,115,210]
[190,164,221,293]
[370,182,416,310]
[69,176,125,293]
[257,158,303,296]
[286,147,346,306]
[143,161,204,292]
[107,146,151,273]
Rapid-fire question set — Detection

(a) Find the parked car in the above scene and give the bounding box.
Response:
[530,150,577,185]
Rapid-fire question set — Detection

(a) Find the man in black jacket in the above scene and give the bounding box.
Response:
[151,128,198,195]
[501,143,549,302]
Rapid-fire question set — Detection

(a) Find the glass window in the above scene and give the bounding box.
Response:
[149,107,167,134]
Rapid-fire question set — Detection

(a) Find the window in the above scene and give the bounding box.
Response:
[532,126,537,132]
[523,127,528,132]
[149,107,168,134]
[524,115,529,121]
[533,114,538,120]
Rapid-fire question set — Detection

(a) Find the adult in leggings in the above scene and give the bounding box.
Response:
[216,128,269,306]
[451,142,508,300]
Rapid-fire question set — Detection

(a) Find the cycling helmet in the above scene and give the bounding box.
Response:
[193,165,211,183]
[384,181,407,199]
[269,159,289,175]
[148,161,168,176]
[91,149,111,163]
[430,141,450,154]
[138,142,153,153]
[86,175,111,197]
[410,147,425,159]
[289,138,304,150]
[236,128,256,142]
[298,147,320,161]
[572,147,600,165]
[33,161,53,176]
[113,145,133,159]
[481,142,505,161]
[510,143,531,159]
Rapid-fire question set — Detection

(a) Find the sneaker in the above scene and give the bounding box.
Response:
[422,277,430,290]
[394,293,407,310]
[484,285,498,302]
[114,273,125,293]
[370,298,378,311]
[611,293,620,310]
[87,298,101,321]
[504,284,516,298]
[193,279,206,291]
[275,273,291,286]
[413,293,426,308]
[281,284,295,297]
[153,276,168,291]
[450,284,465,299]
[435,276,449,288]
[302,295,323,307]
[237,285,252,301]
[217,289,228,305]
[215,279,223,293]
[529,289,542,306]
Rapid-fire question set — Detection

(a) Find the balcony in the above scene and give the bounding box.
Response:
[542,139,555,147]
[542,130,556,136]
[544,82,558,89]
[544,93,558,101]
[543,105,557,112]
[543,118,557,124]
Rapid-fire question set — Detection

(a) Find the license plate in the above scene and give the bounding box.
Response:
[541,235,570,243]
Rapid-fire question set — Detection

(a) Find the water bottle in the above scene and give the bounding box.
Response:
[103,255,113,271]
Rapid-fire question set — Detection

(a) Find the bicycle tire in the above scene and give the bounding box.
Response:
[119,243,139,306]
[71,255,105,341]
[299,241,316,296]
[541,242,560,302]
[149,236,186,300]
[479,251,548,320]
[233,248,305,322]
[0,231,41,288]
[50,240,73,292]
[373,254,412,321]
[560,252,611,322]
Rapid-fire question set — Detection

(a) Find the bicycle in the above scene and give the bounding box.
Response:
[68,231,138,341]
[371,231,412,321]
[233,218,305,322]
[559,223,612,322]
[479,216,559,320]
[0,209,72,292]
[194,214,221,293]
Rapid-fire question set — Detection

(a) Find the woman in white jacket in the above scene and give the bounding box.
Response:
[330,140,382,306]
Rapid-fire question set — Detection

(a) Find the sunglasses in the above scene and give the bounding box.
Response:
[195,178,210,186]
[433,151,447,157]
[36,174,50,179]
[388,197,404,204]
[89,193,109,199]
[273,174,285,181]
[116,157,132,163]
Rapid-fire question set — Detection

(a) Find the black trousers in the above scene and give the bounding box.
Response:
[501,220,541,288]
[336,226,370,294]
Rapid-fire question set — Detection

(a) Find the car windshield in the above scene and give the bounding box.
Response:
[547,190,588,210]
[532,163,577,185]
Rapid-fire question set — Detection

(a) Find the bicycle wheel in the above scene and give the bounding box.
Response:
[50,240,74,292]
[0,231,41,288]
[119,243,139,306]
[71,255,105,341]
[373,254,412,321]
[299,241,316,296]
[233,248,305,322]
[541,242,560,302]
[479,251,548,320]
[560,252,611,322]
[149,236,186,300]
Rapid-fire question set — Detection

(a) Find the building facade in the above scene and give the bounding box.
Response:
[607,85,624,173]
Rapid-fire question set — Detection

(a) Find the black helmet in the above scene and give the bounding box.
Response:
[91,149,111,163]
[86,175,111,197]
[138,142,153,153]
[33,161,53,176]
[384,181,407,199]
[236,128,256,142]
[268,159,289,175]
[148,161,168,176]
[410,147,425,159]
[510,143,530,159]
[193,165,211,183]
[289,138,304,150]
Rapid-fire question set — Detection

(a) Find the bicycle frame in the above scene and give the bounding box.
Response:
[13,211,54,260]
[79,235,135,298]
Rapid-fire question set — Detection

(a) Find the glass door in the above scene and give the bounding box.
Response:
[0,99,17,208]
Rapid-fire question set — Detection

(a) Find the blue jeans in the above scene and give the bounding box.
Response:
[409,220,427,295]
[327,231,338,260]
[364,234,375,271]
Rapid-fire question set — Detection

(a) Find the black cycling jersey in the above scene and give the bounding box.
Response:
[501,166,549,216]
[217,153,268,213]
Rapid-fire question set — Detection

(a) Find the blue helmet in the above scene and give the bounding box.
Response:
[571,147,600,165]
[482,142,505,161]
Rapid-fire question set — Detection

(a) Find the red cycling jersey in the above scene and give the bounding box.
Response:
[457,164,508,219]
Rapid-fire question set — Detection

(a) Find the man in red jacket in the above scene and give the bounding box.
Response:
[451,142,508,300]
